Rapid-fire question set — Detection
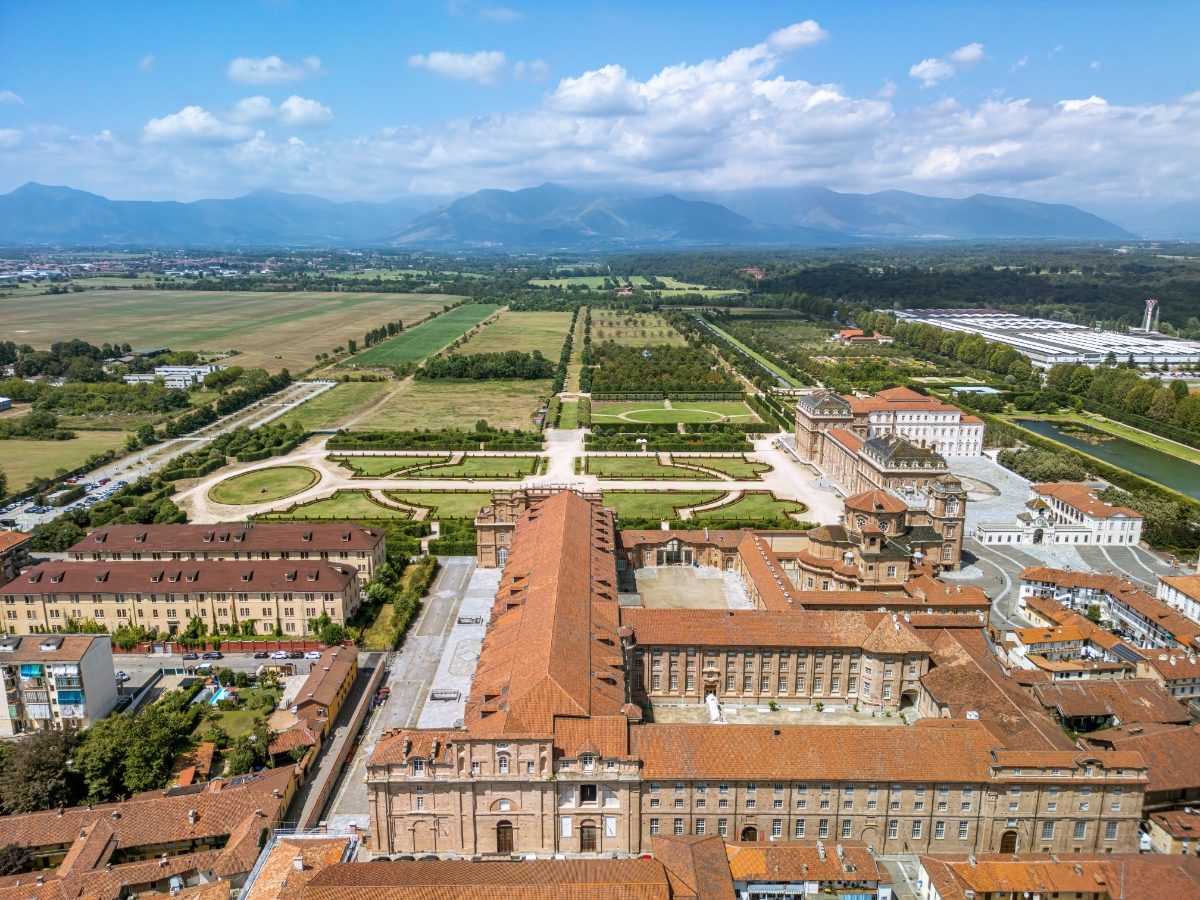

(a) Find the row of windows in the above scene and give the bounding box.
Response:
[5,592,340,603]
[90,550,368,560]
[646,817,1122,842]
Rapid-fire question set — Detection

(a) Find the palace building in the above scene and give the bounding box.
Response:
[367,490,1148,860]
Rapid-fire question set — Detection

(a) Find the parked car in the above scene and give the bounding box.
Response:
[417,855,439,862]
[115,670,129,682]
[201,651,223,660]
[394,855,416,862]
[253,651,269,659]
[304,650,322,659]
[287,650,303,659]
[271,650,288,659]
[182,651,199,660]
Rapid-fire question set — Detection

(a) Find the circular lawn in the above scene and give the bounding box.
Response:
[208,466,320,505]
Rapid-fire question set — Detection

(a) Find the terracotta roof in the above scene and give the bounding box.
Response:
[0,634,108,663]
[1034,679,1189,726]
[650,835,735,900]
[0,530,29,554]
[1142,651,1200,681]
[1,559,358,596]
[991,749,1147,772]
[1163,574,1200,602]
[843,489,908,515]
[1031,483,1141,519]
[294,647,356,714]
[633,720,998,782]
[622,608,929,654]
[554,715,633,761]
[920,853,1200,900]
[1013,624,1092,645]
[726,841,880,884]
[736,533,800,610]
[70,523,384,555]
[824,427,863,454]
[296,860,672,900]
[269,720,323,756]
[243,837,354,900]
[617,529,746,551]
[1083,724,1200,794]
[1150,808,1200,839]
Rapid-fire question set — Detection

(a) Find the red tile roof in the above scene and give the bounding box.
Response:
[1034,679,1189,726]
[920,853,1200,900]
[1,559,357,596]
[726,841,880,884]
[1031,483,1140,519]
[1083,724,1200,794]
[0,530,29,554]
[70,523,384,555]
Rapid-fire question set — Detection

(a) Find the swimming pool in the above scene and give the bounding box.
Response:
[209,686,230,705]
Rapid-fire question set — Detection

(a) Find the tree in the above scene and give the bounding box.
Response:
[28,517,86,552]
[0,728,82,814]
[1148,388,1177,421]
[0,469,6,500]
[0,844,31,877]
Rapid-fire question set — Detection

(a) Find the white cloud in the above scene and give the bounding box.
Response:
[949,42,985,66]
[278,95,333,128]
[876,79,898,100]
[910,42,985,88]
[513,59,550,82]
[909,57,955,88]
[765,20,829,52]
[227,55,324,85]
[0,128,22,148]
[1057,95,1109,113]
[229,96,276,123]
[479,6,523,22]
[143,106,248,143]
[139,53,156,72]
[408,50,508,84]
[1011,55,1028,73]
[549,65,646,115]
[0,90,23,105]
[1090,59,1101,70]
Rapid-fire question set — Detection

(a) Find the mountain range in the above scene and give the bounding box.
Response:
[0,181,1150,248]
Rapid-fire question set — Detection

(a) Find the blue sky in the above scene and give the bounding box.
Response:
[1,0,1197,213]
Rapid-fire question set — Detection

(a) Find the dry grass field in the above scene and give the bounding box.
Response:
[0,290,461,372]
[360,378,553,431]
[453,311,573,357]
[0,431,129,491]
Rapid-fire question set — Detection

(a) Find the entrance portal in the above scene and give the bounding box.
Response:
[1032,528,1044,545]
[496,821,513,854]
[580,822,598,853]
[900,690,918,710]
[999,830,1018,854]
[740,826,759,842]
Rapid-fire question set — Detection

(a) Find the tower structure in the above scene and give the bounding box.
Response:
[1142,297,1158,332]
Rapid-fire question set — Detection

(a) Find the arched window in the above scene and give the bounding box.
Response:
[498,754,509,774]
[497,547,509,566]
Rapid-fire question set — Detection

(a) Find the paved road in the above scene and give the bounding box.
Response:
[322,557,477,834]
[5,380,334,531]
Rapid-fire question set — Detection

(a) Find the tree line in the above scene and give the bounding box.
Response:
[416,350,555,381]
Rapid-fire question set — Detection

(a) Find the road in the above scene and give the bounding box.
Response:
[4,380,335,531]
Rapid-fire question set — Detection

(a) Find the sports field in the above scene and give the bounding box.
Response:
[260,490,412,520]
[276,382,390,431]
[385,491,491,518]
[0,431,128,493]
[591,400,759,424]
[348,304,501,366]
[590,310,685,346]
[208,466,319,505]
[454,311,573,357]
[0,290,461,373]
[361,379,553,431]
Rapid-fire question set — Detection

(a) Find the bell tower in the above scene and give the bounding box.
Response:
[927,475,967,569]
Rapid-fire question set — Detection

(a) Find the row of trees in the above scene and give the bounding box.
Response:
[0,409,74,441]
[417,350,555,381]
[0,377,191,417]
[1044,363,1200,435]
[588,342,740,393]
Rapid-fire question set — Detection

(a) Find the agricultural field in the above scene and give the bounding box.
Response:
[276,382,391,431]
[691,492,808,522]
[602,491,726,519]
[405,456,540,479]
[585,457,719,480]
[670,456,773,478]
[208,466,319,505]
[334,455,451,477]
[454,310,573,357]
[591,400,759,424]
[0,431,128,492]
[0,290,461,373]
[347,304,501,366]
[527,275,734,296]
[360,379,553,431]
[590,310,685,346]
[385,491,491,519]
[260,491,411,520]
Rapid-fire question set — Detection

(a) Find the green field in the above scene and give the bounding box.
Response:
[0,431,129,493]
[0,290,460,373]
[691,492,808,521]
[671,456,772,478]
[591,400,759,424]
[208,466,319,505]
[193,685,279,740]
[334,455,451,477]
[361,379,552,431]
[348,304,501,366]
[585,457,719,480]
[603,491,726,519]
[558,400,580,429]
[455,311,573,357]
[590,310,685,346]
[260,490,412,520]
[385,491,490,518]
[276,382,391,431]
[406,456,539,479]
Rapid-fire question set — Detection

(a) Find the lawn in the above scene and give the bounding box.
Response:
[603,491,726,519]
[591,400,759,424]
[691,492,808,521]
[406,456,539,479]
[334,455,451,477]
[276,382,390,431]
[208,466,319,505]
[349,304,501,366]
[670,456,772,478]
[194,685,279,740]
[590,310,685,346]
[585,457,719,480]
[260,490,412,520]
[558,400,580,429]
[360,379,553,431]
[0,290,460,373]
[454,311,573,357]
[384,491,491,519]
[0,431,129,493]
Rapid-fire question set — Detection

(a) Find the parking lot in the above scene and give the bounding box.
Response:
[111,648,327,705]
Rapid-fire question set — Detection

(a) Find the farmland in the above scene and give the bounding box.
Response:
[590,310,685,346]
[0,431,128,492]
[454,310,573,357]
[591,400,759,424]
[347,303,501,366]
[359,378,553,431]
[276,382,391,431]
[0,290,461,372]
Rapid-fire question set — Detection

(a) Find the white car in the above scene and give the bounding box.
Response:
[304,650,322,659]
[115,670,129,682]
[271,650,288,659]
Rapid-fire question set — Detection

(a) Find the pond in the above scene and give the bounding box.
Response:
[1014,418,1200,499]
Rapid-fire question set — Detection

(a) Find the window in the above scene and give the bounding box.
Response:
[526,761,535,775]
[772,819,783,838]
[1074,821,1087,841]
[1105,821,1119,841]
[888,820,899,839]
[1042,821,1055,840]
[818,818,829,838]
[650,818,660,836]
[841,819,852,838]
[695,819,705,835]
[498,755,509,774]
[911,821,922,839]
[581,754,596,771]
[795,819,806,838]
[411,758,425,776]
[934,821,945,840]
[718,819,728,837]
[580,784,598,804]
[415,786,424,810]
[958,821,969,840]
[471,762,480,776]
[673,818,684,836]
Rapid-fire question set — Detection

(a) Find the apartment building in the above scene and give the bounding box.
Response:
[0,530,31,583]
[1,559,359,636]
[69,523,386,583]
[0,633,118,736]
[1158,574,1200,626]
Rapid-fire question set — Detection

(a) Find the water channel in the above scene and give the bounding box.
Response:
[1013,418,1200,499]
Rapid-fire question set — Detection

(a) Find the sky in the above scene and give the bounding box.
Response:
[1,0,1198,216]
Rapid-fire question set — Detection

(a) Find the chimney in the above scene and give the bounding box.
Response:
[188,809,198,825]
[36,876,44,886]
[293,854,306,872]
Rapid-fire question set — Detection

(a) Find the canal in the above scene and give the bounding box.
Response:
[1013,418,1200,499]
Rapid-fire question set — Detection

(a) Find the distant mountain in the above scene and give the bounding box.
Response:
[692,186,1138,240]
[0,183,440,247]
[1117,201,1200,240]
[390,184,846,248]
[0,181,1139,247]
